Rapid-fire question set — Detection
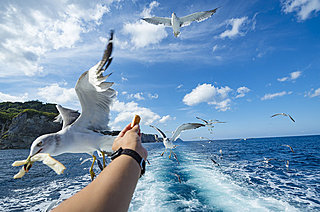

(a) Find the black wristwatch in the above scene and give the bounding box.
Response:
[111,147,145,177]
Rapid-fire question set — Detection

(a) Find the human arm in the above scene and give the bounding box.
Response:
[53,123,147,212]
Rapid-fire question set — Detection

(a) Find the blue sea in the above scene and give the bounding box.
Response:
[0,135,319,211]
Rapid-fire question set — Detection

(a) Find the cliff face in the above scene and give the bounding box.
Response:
[141,133,162,143]
[0,110,61,149]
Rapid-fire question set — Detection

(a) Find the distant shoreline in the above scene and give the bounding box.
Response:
[185,134,320,142]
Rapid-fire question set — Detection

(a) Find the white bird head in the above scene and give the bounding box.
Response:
[172,12,176,17]
[29,133,60,157]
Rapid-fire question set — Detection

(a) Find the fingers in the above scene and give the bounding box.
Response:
[118,123,132,138]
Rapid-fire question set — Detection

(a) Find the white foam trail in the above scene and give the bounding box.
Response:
[129,150,204,211]
[182,151,299,212]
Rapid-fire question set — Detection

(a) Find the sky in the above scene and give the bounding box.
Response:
[0,0,319,140]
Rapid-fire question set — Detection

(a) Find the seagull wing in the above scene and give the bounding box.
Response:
[171,123,205,141]
[213,121,226,124]
[149,125,167,140]
[288,114,295,122]
[286,145,294,153]
[271,113,284,118]
[142,17,172,26]
[73,31,116,131]
[180,8,219,27]
[174,173,182,183]
[196,116,208,124]
[54,105,80,129]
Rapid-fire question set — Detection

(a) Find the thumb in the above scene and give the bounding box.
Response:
[130,124,140,133]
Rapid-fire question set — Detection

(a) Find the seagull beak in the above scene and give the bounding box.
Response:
[24,148,42,172]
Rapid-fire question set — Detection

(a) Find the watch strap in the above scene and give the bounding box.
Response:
[111,147,145,177]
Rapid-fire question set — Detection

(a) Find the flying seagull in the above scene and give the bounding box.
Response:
[271,113,295,122]
[282,144,294,153]
[196,117,226,133]
[262,157,276,164]
[15,31,118,181]
[200,136,214,143]
[149,123,205,162]
[142,8,219,37]
[174,173,182,183]
[210,158,220,166]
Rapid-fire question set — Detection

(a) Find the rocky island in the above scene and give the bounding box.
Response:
[0,101,160,150]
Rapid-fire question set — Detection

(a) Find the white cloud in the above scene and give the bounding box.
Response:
[212,45,218,53]
[128,92,145,101]
[177,84,183,89]
[219,17,248,39]
[110,99,161,126]
[236,86,251,98]
[183,83,232,111]
[0,1,110,77]
[123,92,158,100]
[37,83,78,106]
[277,77,289,82]
[277,71,302,82]
[122,1,168,48]
[211,99,231,111]
[140,1,160,18]
[147,93,159,99]
[0,92,29,102]
[159,115,172,123]
[290,71,302,80]
[282,0,320,20]
[307,88,320,97]
[261,91,288,100]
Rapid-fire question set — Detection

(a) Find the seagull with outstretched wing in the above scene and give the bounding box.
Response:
[196,116,226,133]
[271,113,295,122]
[200,136,214,143]
[282,144,295,153]
[149,123,204,162]
[142,8,219,37]
[13,31,120,181]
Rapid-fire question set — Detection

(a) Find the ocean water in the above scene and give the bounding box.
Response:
[0,135,319,211]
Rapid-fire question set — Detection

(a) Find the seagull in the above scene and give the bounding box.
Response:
[271,113,295,122]
[142,8,219,37]
[149,123,205,162]
[196,117,226,133]
[262,157,276,164]
[18,31,118,180]
[174,173,182,183]
[212,120,227,124]
[210,158,220,166]
[196,117,214,133]
[200,136,214,143]
[219,149,223,158]
[154,134,161,142]
[282,144,295,153]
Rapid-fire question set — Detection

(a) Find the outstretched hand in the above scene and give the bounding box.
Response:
[112,123,148,160]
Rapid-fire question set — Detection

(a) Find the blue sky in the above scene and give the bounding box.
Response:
[0,0,319,140]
